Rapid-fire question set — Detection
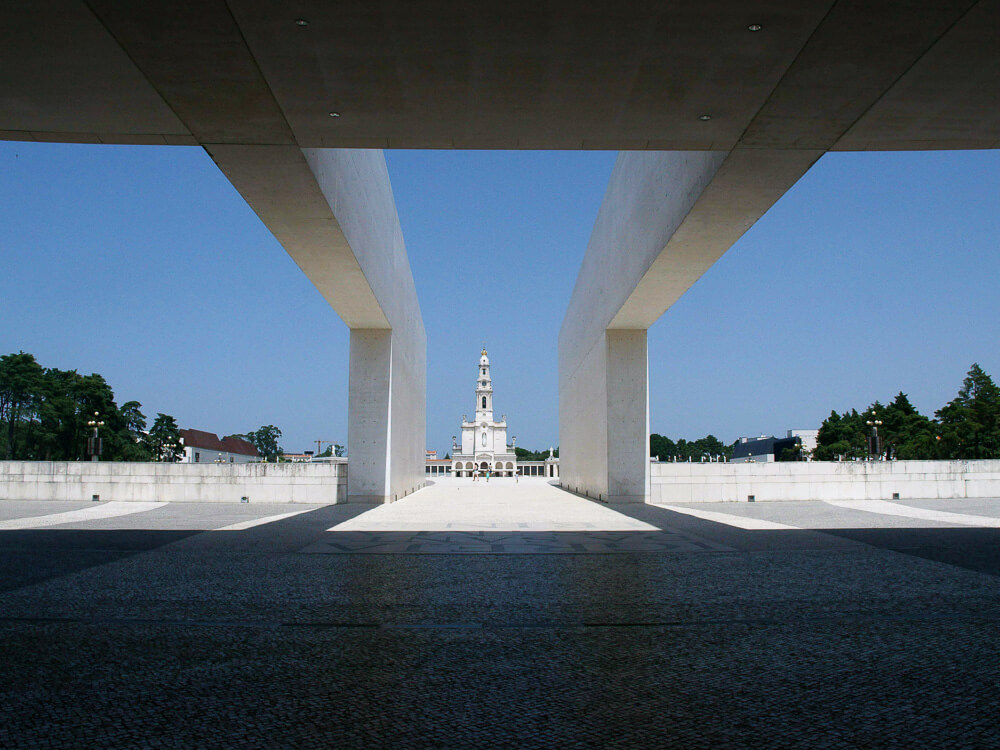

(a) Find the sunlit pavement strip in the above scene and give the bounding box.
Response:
[307,479,725,553]
[0,501,166,530]
[328,479,659,532]
[824,499,1000,527]
[214,508,314,531]
[655,504,801,530]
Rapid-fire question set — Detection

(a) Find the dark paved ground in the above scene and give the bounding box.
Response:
[2,498,1000,748]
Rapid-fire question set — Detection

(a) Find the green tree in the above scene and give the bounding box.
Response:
[34,368,80,460]
[814,409,867,460]
[880,392,935,459]
[147,414,183,461]
[72,373,122,461]
[315,442,345,458]
[253,425,283,461]
[0,352,44,459]
[117,401,152,461]
[229,425,284,461]
[935,363,1000,459]
[649,433,676,460]
[693,434,727,458]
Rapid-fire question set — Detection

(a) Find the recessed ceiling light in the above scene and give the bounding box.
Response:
[295,18,309,26]
[329,111,341,118]
[698,114,712,121]
[747,23,762,32]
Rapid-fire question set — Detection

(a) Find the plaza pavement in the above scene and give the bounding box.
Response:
[2,478,1000,748]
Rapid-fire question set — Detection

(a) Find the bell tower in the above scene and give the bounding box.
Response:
[475,347,493,422]
[453,345,514,476]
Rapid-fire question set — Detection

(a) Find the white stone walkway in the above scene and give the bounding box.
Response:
[654,504,801,530]
[329,478,658,532]
[824,499,1000,527]
[0,501,166,530]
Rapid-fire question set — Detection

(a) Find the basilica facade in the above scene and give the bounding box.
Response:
[451,348,518,477]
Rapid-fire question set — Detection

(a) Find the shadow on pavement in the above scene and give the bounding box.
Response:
[0,503,377,592]
[611,500,1000,576]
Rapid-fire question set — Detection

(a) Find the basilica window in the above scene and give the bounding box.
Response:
[481,432,487,446]
[482,396,486,408]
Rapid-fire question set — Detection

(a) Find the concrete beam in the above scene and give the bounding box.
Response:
[559,148,820,501]
[205,146,426,502]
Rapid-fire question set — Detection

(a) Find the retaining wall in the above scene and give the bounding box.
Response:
[0,461,347,504]
[650,460,1000,503]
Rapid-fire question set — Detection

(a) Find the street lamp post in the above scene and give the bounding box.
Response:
[866,413,883,460]
[86,412,104,462]
[162,441,177,463]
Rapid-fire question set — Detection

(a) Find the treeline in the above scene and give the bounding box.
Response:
[650,433,731,461]
[0,351,285,462]
[0,351,182,461]
[514,446,559,461]
[815,363,1000,460]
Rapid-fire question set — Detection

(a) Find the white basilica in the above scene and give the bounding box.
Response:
[451,348,519,477]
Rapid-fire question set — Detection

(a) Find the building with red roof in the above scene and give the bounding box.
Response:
[179,429,260,464]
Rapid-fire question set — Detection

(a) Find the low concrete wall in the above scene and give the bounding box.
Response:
[650,460,1000,503]
[0,461,347,504]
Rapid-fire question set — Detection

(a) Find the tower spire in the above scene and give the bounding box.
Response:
[476,345,493,420]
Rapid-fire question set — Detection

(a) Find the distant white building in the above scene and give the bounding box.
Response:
[788,429,819,456]
[179,429,259,464]
[451,348,518,477]
[425,458,453,477]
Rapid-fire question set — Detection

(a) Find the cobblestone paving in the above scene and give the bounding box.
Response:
[2,491,1000,748]
[304,528,731,553]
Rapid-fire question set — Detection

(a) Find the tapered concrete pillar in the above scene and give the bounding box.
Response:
[205,146,426,504]
[560,149,820,502]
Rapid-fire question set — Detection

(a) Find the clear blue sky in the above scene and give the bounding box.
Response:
[2,142,998,455]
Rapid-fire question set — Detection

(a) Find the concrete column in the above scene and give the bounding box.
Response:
[348,329,391,503]
[348,328,425,503]
[206,146,426,504]
[606,330,649,503]
[559,149,819,502]
[559,330,648,502]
